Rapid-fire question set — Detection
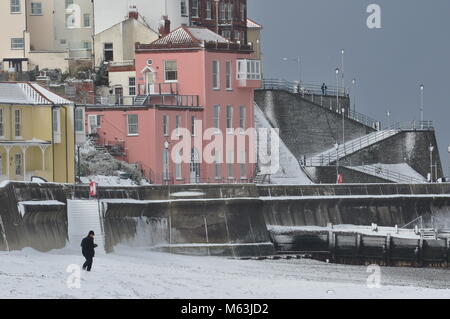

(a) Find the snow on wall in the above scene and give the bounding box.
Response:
[255,102,313,185]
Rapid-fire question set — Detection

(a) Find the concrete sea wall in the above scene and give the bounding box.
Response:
[1,182,450,257]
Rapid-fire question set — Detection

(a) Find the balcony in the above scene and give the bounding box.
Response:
[137,82,179,96]
[236,59,262,88]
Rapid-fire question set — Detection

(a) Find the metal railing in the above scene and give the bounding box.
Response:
[260,78,345,97]
[388,121,434,131]
[260,79,379,129]
[347,165,426,184]
[137,82,179,96]
[306,129,401,167]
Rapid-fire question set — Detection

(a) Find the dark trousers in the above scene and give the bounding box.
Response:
[83,256,93,271]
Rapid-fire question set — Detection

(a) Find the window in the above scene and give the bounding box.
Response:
[215,151,222,179]
[163,149,170,181]
[10,0,20,13]
[53,108,61,143]
[212,60,220,89]
[31,2,42,15]
[127,114,138,135]
[221,30,231,39]
[237,60,261,80]
[239,106,246,129]
[234,30,240,42]
[82,41,91,50]
[191,116,197,136]
[175,115,182,137]
[220,2,226,21]
[0,109,3,137]
[14,109,21,138]
[83,14,91,27]
[75,108,84,132]
[213,105,220,130]
[181,0,187,16]
[240,3,246,21]
[226,105,233,132]
[65,0,73,8]
[191,0,199,17]
[226,61,232,90]
[15,153,22,176]
[11,38,24,50]
[128,77,136,96]
[227,3,233,21]
[239,151,247,179]
[103,43,113,62]
[65,13,75,28]
[175,150,182,180]
[227,151,234,178]
[163,115,169,136]
[206,1,212,19]
[164,60,177,82]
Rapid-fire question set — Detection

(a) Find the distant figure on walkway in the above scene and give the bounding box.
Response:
[321,83,328,95]
[81,230,98,272]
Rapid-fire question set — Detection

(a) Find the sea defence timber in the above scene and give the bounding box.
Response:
[1,182,450,257]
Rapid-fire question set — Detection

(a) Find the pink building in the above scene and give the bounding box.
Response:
[86,26,261,184]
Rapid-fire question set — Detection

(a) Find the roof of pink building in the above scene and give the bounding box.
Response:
[136,26,253,53]
[151,26,228,46]
[247,18,263,29]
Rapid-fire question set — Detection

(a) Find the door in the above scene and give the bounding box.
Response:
[190,148,200,184]
[146,71,155,94]
[88,115,97,134]
[114,87,123,105]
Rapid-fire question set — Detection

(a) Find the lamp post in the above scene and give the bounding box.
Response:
[352,78,356,113]
[447,145,450,181]
[341,49,345,91]
[386,110,391,129]
[342,107,345,145]
[429,144,434,183]
[335,143,339,184]
[420,84,424,128]
[335,67,340,112]
[282,57,302,87]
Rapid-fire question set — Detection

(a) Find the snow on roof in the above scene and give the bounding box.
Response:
[0,82,73,105]
[247,18,262,29]
[150,26,228,46]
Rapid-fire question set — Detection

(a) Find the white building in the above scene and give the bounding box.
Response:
[93,0,189,35]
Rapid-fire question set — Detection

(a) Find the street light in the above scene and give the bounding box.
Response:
[282,57,302,87]
[335,143,339,184]
[420,84,424,128]
[335,67,340,112]
[341,49,345,90]
[352,78,356,112]
[429,144,434,183]
[447,145,450,180]
[386,110,391,129]
[342,107,345,145]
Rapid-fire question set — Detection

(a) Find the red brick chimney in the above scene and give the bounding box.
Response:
[159,15,171,36]
[128,5,138,20]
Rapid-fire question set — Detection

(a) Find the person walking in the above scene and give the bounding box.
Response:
[321,83,328,95]
[81,231,98,272]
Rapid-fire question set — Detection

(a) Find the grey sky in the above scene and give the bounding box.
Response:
[248,0,450,174]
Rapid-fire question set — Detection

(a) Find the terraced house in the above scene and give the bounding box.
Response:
[0,82,84,183]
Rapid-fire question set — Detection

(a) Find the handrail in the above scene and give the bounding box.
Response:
[388,121,434,131]
[260,78,379,129]
[306,129,400,166]
[347,165,425,184]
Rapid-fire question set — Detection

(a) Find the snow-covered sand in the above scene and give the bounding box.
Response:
[1,248,450,299]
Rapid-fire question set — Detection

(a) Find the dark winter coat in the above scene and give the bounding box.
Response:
[81,236,98,258]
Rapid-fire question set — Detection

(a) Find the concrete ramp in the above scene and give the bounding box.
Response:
[67,200,105,254]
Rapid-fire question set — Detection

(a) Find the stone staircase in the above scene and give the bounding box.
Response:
[134,95,148,106]
[305,129,401,167]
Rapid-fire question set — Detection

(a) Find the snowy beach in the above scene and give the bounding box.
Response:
[1,248,450,299]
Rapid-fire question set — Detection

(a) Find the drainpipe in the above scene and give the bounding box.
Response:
[65,106,69,183]
[51,104,55,182]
